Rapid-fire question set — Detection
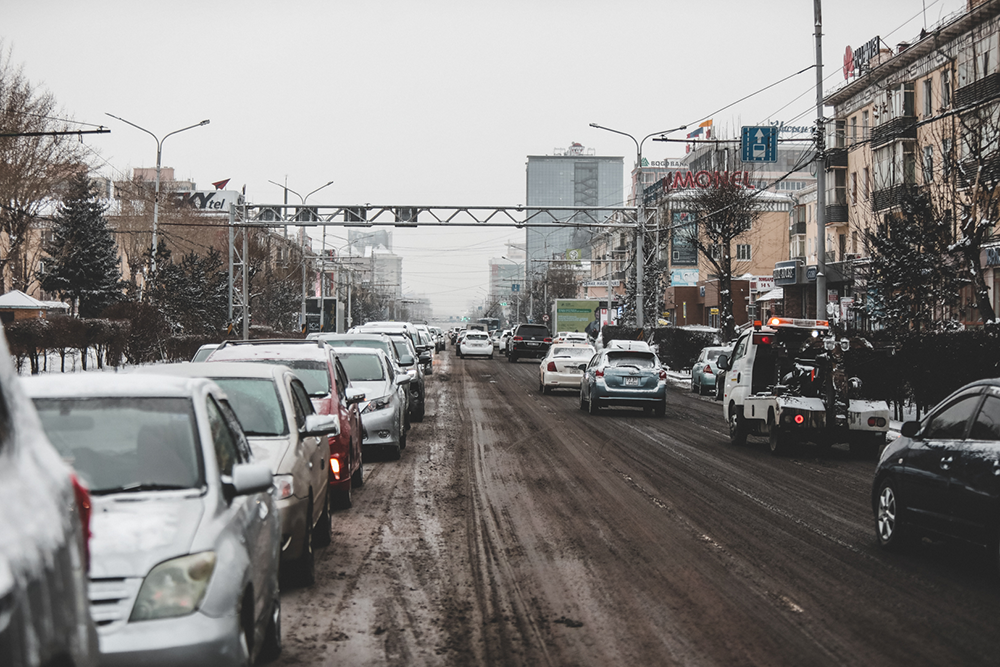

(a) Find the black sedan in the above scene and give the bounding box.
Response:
[872,379,1000,566]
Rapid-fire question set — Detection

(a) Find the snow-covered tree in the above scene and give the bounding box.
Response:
[39,172,123,317]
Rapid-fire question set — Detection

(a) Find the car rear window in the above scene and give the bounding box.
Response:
[244,359,331,397]
[517,326,549,337]
[607,352,657,368]
[338,354,385,382]
[33,397,204,494]
[550,346,593,359]
[210,378,288,437]
[467,333,489,340]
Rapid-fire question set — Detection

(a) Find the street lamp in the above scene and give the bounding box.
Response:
[500,256,525,323]
[589,122,686,327]
[106,113,210,276]
[268,180,334,332]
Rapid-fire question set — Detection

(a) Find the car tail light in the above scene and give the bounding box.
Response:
[868,417,887,427]
[753,333,772,345]
[543,338,552,343]
[703,365,712,374]
[71,473,91,570]
[547,361,557,371]
[595,369,604,377]
[659,370,667,380]
[794,414,805,424]
[330,456,342,479]
[513,336,523,342]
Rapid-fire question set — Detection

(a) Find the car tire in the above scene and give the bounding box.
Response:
[768,415,791,456]
[390,442,402,460]
[237,594,254,667]
[314,489,332,548]
[412,395,425,422]
[332,480,352,510]
[489,354,494,360]
[259,594,282,662]
[509,353,518,363]
[875,478,910,551]
[352,455,365,486]
[293,505,315,587]
[690,379,698,393]
[588,390,600,415]
[579,388,587,411]
[728,403,748,446]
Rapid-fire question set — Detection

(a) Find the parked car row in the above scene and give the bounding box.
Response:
[7,321,440,666]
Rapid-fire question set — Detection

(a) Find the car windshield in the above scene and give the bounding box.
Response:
[467,333,488,340]
[249,359,330,397]
[32,397,203,494]
[339,354,385,381]
[210,378,288,437]
[607,352,657,369]
[704,349,724,361]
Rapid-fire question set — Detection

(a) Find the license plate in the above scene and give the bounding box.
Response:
[527,341,539,346]
[624,376,639,386]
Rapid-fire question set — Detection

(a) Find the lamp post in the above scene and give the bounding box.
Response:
[268,180,334,332]
[500,256,525,323]
[589,123,686,327]
[106,114,210,276]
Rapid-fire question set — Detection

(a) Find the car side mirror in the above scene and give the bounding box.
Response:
[395,374,411,385]
[345,388,366,405]
[716,354,729,371]
[577,363,587,371]
[226,462,273,498]
[900,421,920,438]
[303,413,341,437]
[399,354,415,365]
[419,351,432,363]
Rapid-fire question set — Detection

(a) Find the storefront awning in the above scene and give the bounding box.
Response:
[755,287,784,302]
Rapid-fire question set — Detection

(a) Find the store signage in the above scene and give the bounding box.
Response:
[582,280,621,287]
[773,260,801,286]
[660,170,755,192]
[170,190,244,212]
[751,276,775,293]
[768,121,812,135]
[844,35,880,80]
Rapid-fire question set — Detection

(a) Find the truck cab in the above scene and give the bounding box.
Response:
[719,317,889,456]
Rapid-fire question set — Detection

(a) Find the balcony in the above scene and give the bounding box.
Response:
[789,221,807,237]
[825,205,849,223]
[871,116,917,148]
[872,184,913,210]
[955,73,1000,108]
[825,147,848,170]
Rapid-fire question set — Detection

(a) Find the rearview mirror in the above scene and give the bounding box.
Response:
[716,354,729,371]
[226,462,273,497]
[900,421,920,438]
[345,388,366,405]
[303,413,341,437]
[395,374,411,385]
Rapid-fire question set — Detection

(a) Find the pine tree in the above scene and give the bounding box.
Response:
[39,172,123,318]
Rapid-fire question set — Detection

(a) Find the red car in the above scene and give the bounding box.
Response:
[208,340,364,508]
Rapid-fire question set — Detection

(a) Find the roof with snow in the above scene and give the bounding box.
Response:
[0,291,49,310]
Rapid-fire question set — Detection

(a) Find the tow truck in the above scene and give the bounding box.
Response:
[716,317,889,457]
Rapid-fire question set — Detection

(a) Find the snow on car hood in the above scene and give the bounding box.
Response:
[246,435,295,475]
[89,494,205,579]
[350,379,392,409]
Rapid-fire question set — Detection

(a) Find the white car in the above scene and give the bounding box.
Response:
[538,343,596,393]
[553,332,589,344]
[458,331,494,359]
[606,339,652,353]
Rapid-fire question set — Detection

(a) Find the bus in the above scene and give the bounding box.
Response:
[477,317,500,333]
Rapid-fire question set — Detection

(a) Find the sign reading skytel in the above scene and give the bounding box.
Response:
[741,126,778,163]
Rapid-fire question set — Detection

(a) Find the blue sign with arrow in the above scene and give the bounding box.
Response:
[741,126,778,163]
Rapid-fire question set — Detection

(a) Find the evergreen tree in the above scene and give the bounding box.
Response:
[39,172,123,317]
[146,243,229,335]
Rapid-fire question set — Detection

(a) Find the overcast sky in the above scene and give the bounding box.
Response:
[4,0,967,317]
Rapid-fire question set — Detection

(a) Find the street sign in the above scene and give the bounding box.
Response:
[741,126,778,163]
[511,284,520,292]
[542,315,549,322]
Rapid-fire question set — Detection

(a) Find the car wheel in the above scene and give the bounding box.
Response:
[332,479,352,510]
[259,594,282,662]
[412,395,425,422]
[489,354,494,360]
[508,353,518,363]
[690,379,698,392]
[768,415,791,456]
[293,506,315,587]
[728,403,748,446]
[237,595,254,667]
[352,455,365,486]
[875,478,910,551]
[579,388,587,411]
[313,488,332,547]
[588,390,601,415]
[390,441,402,460]
[699,382,709,396]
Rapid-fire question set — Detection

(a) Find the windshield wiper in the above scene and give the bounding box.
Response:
[92,482,190,495]
[243,430,282,437]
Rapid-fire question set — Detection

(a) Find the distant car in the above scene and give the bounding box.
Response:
[872,379,1000,560]
[539,343,595,393]
[352,327,426,422]
[24,373,281,667]
[605,339,652,353]
[553,332,588,345]
[0,336,99,667]
[333,348,410,460]
[207,339,364,509]
[191,343,219,362]
[579,347,668,416]
[459,330,494,359]
[690,345,730,396]
[497,329,512,354]
[139,362,339,586]
[508,323,552,362]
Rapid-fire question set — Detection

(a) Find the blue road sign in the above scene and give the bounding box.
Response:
[511,284,520,292]
[741,126,778,163]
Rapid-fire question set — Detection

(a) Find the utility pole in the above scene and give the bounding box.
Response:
[814,0,827,320]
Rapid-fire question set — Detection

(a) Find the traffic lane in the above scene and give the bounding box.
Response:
[491,354,1000,665]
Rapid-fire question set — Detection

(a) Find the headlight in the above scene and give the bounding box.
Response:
[273,474,294,500]
[130,552,216,622]
[361,395,392,414]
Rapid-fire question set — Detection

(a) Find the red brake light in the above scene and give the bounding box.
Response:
[514,336,523,341]
[794,414,805,424]
[543,338,552,343]
[659,370,667,380]
[70,473,91,570]
[753,333,772,345]
[703,365,712,374]
[595,369,604,377]
[547,361,557,372]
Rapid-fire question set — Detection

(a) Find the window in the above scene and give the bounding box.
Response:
[923,78,933,118]
[850,171,857,202]
[709,244,722,260]
[736,244,751,261]
[923,394,981,440]
[943,137,953,177]
[969,395,1000,440]
[959,33,999,87]
[207,396,239,477]
[863,166,870,199]
[942,68,951,108]
[289,379,315,429]
[851,116,857,144]
[923,146,934,183]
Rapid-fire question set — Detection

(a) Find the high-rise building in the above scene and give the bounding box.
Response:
[525,144,623,272]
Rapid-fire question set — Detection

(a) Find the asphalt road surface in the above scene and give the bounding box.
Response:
[275,348,1000,666]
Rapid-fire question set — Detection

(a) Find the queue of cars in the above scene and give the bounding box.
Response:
[6,320,441,666]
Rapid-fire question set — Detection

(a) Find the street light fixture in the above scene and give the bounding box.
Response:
[589,122,686,327]
[268,180,335,332]
[106,113,210,276]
